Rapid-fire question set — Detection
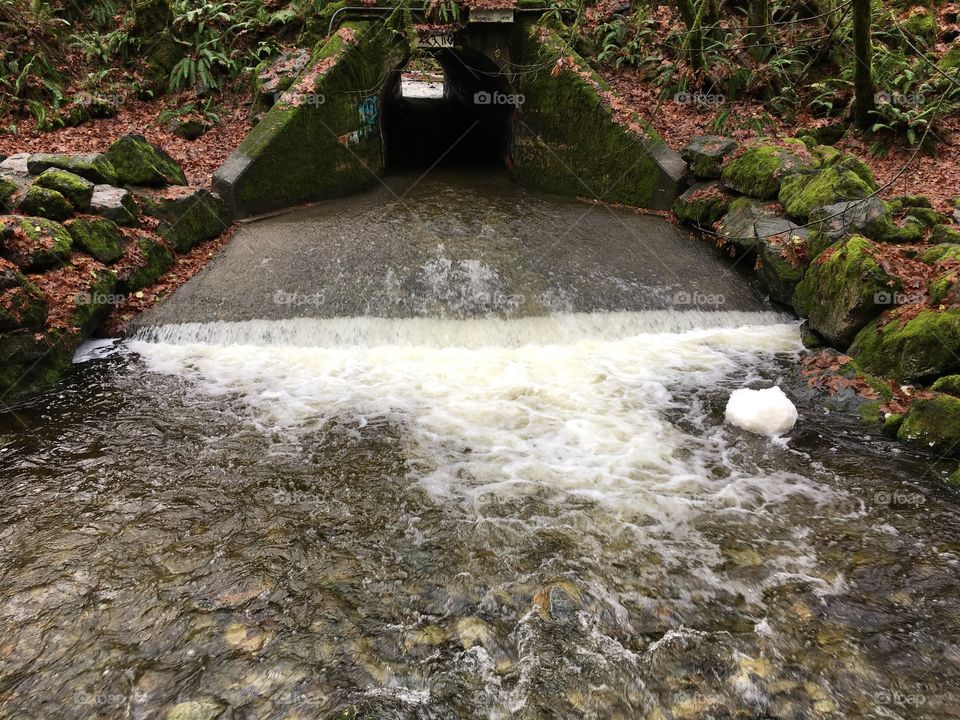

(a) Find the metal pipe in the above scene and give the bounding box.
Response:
[326,4,563,37]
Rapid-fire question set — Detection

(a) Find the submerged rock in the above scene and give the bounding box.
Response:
[34,168,94,211]
[27,152,119,185]
[793,236,894,349]
[103,134,187,187]
[725,386,798,436]
[898,394,960,457]
[680,135,738,180]
[17,185,73,221]
[850,309,960,382]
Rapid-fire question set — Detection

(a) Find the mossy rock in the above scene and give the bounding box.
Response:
[716,196,767,257]
[721,139,815,199]
[864,207,926,244]
[103,135,187,187]
[135,187,230,253]
[932,374,960,396]
[0,216,73,271]
[27,152,119,186]
[902,8,937,46]
[920,243,960,263]
[941,44,960,72]
[931,225,960,244]
[888,194,932,210]
[17,185,74,222]
[898,394,960,456]
[120,235,174,291]
[0,328,81,400]
[673,181,734,226]
[793,235,895,348]
[72,269,119,334]
[65,217,125,264]
[904,206,950,228]
[882,412,905,438]
[808,197,887,259]
[0,262,46,331]
[34,168,94,211]
[928,271,958,304]
[755,223,809,306]
[778,163,875,221]
[680,136,738,180]
[90,184,138,226]
[0,177,17,209]
[850,308,960,382]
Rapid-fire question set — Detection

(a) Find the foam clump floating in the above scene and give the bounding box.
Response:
[724,386,798,436]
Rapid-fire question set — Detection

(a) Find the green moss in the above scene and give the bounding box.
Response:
[864,208,926,244]
[778,165,873,221]
[121,236,174,291]
[26,153,119,185]
[898,394,960,456]
[793,235,893,348]
[921,243,960,263]
[65,217,125,263]
[720,140,814,199]
[889,194,932,210]
[929,273,955,304]
[941,45,960,72]
[1,216,73,270]
[34,168,94,211]
[904,206,949,227]
[932,374,960,396]
[858,400,884,426]
[673,182,732,225]
[0,272,46,331]
[930,225,960,244]
[103,135,187,187]
[850,308,960,381]
[17,185,73,221]
[136,188,230,253]
[0,328,82,400]
[0,177,16,209]
[882,412,905,437]
[903,9,936,45]
[72,269,118,333]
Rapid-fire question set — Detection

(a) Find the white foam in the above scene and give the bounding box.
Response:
[724,386,798,436]
[73,338,122,364]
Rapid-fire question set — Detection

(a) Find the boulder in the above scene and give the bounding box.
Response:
[103,134,187,187]
[0,259,46,331]
[118,235,174,291]
[70,268,120,334]
[168,117,208,140]
[865,209,926,244]
[33,168,94,211]
[673,181,735,226]
[716,197,766,257]
[850,309,960,382]
[932,375,960,396]
[0,176,17,209]
[135,186,230,252]
[793,236,896,348]
[90,184,138,226]
[807,197,887,259]
[931,225,960,244]
[17,185,73,221]
[26,152,119,185]
[721,139,815,199]
[680,136,738,180]
[65,217,125,263]
[778,162,875,221]
[0,328,80,400]
[754,219,809,306]
[898,394,960,457]
[0,153,29,175]
[0,216,73,271]
[920,243,960,263]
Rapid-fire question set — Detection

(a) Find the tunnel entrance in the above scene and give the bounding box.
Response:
[381,49,516,171]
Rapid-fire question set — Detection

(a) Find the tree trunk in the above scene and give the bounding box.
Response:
[852,0,874,129]
[675,0,705,71]
[746,0,769,59]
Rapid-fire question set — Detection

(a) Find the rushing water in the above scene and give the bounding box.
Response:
[2,177,960,720]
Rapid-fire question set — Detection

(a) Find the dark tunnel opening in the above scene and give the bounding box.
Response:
[381,48,517,171]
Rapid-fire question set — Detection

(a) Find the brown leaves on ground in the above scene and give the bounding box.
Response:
[0,92,253,187]
[2,219,55,270]
[800,351,880,398]
[28,253,109,330]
